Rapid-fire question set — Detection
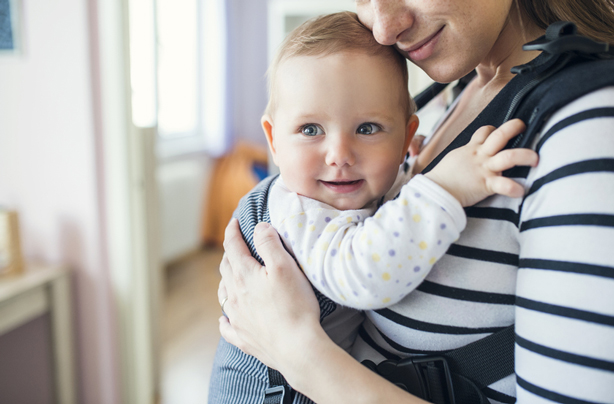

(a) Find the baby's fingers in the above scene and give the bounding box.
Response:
[469,125,496,145]
[487,148,538,172]
[485,177,526,198]
[480,119,526,155]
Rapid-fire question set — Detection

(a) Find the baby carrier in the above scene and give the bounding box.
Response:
[262,21,614,404]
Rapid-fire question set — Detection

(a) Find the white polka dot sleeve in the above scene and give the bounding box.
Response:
[269,174,467,309]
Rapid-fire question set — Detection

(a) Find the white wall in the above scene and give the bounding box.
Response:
[0,1,120,403]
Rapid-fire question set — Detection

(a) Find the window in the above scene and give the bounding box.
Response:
[156,0,199,139]
[129,0,228,158]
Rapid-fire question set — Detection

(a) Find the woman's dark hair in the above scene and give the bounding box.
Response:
[518,0,614,43]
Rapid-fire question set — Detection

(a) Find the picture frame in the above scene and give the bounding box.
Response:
[0,0,21,55]
[0,209,24,277]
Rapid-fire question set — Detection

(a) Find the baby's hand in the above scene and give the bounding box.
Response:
[425,119,538,207]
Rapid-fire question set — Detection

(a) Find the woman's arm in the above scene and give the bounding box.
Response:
[219,218,429,404]
[514,87,614,403]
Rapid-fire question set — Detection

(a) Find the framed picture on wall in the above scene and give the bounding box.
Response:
[0,209,24,277]
[0,0,21,54]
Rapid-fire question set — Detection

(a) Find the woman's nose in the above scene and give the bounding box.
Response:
[325,136,356,168]
[370,0,414,46]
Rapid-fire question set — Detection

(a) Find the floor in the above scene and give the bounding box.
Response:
[161,247,224,404]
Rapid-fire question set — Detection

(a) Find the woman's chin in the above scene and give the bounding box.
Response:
[415,58,477,84]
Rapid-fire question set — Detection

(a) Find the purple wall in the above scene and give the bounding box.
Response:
[227,0,270,147]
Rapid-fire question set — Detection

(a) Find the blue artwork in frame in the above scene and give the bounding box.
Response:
[0,0,18,52]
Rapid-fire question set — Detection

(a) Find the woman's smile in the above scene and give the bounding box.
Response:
[402,26,444,61]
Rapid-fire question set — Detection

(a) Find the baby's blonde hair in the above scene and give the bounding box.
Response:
[265,11,415,118]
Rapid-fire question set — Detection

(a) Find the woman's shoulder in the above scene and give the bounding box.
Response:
[533,85,614,156]
[546,85,614,126]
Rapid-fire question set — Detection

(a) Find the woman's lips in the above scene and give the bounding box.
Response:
[405,26,444,62]
[321,179,364,193]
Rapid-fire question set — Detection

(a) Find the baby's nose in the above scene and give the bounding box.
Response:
[325,136,356,167]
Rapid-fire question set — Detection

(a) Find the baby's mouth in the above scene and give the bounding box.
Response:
[325,180,360,185]
[321,179,364,193]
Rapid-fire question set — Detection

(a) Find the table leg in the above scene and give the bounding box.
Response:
[49,274,76,404]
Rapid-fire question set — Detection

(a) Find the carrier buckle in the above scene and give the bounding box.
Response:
[264,385,291,404]
[365,355,456,404]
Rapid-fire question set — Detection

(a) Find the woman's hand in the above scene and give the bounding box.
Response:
[218,218,321,372]
[219,218,430,403]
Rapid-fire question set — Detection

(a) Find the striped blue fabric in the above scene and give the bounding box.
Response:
[208,175,336,404]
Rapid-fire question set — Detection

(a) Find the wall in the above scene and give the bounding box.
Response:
[227,0,269,147]
[0,0,120,403]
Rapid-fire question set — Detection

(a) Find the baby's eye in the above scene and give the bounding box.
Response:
[301,124,323,136]
[357,123,380,135]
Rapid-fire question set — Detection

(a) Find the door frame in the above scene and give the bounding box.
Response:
[96,0,160,403]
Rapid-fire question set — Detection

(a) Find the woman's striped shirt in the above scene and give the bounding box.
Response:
[351,86,614,404]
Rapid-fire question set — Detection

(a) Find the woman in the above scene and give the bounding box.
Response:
[216,1,614,403]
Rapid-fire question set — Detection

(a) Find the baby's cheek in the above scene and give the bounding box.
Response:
[380,166,401,190]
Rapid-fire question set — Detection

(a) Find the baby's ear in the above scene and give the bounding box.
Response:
[261,114,278,165]
[402,114,420,162]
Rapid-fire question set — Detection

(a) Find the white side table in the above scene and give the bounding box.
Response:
[0,264,76,404]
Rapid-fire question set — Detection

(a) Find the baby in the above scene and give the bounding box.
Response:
[209,11,535,404]
[263,12,531,310]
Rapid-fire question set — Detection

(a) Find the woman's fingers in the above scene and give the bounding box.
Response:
[220,218,266,321]
[252,222,296,275]
[219,315,246,351]
[222,218,265,281]
[253,221,321,322]
[479,119,526,155]
[215,219,322,371]
[217,277,227,304]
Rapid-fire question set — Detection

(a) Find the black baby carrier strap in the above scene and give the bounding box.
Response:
[505,21,614,149]
[263,22,614,404]
[362,325,514,404]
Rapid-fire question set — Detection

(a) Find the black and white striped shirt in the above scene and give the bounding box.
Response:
[352,86,614,403]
